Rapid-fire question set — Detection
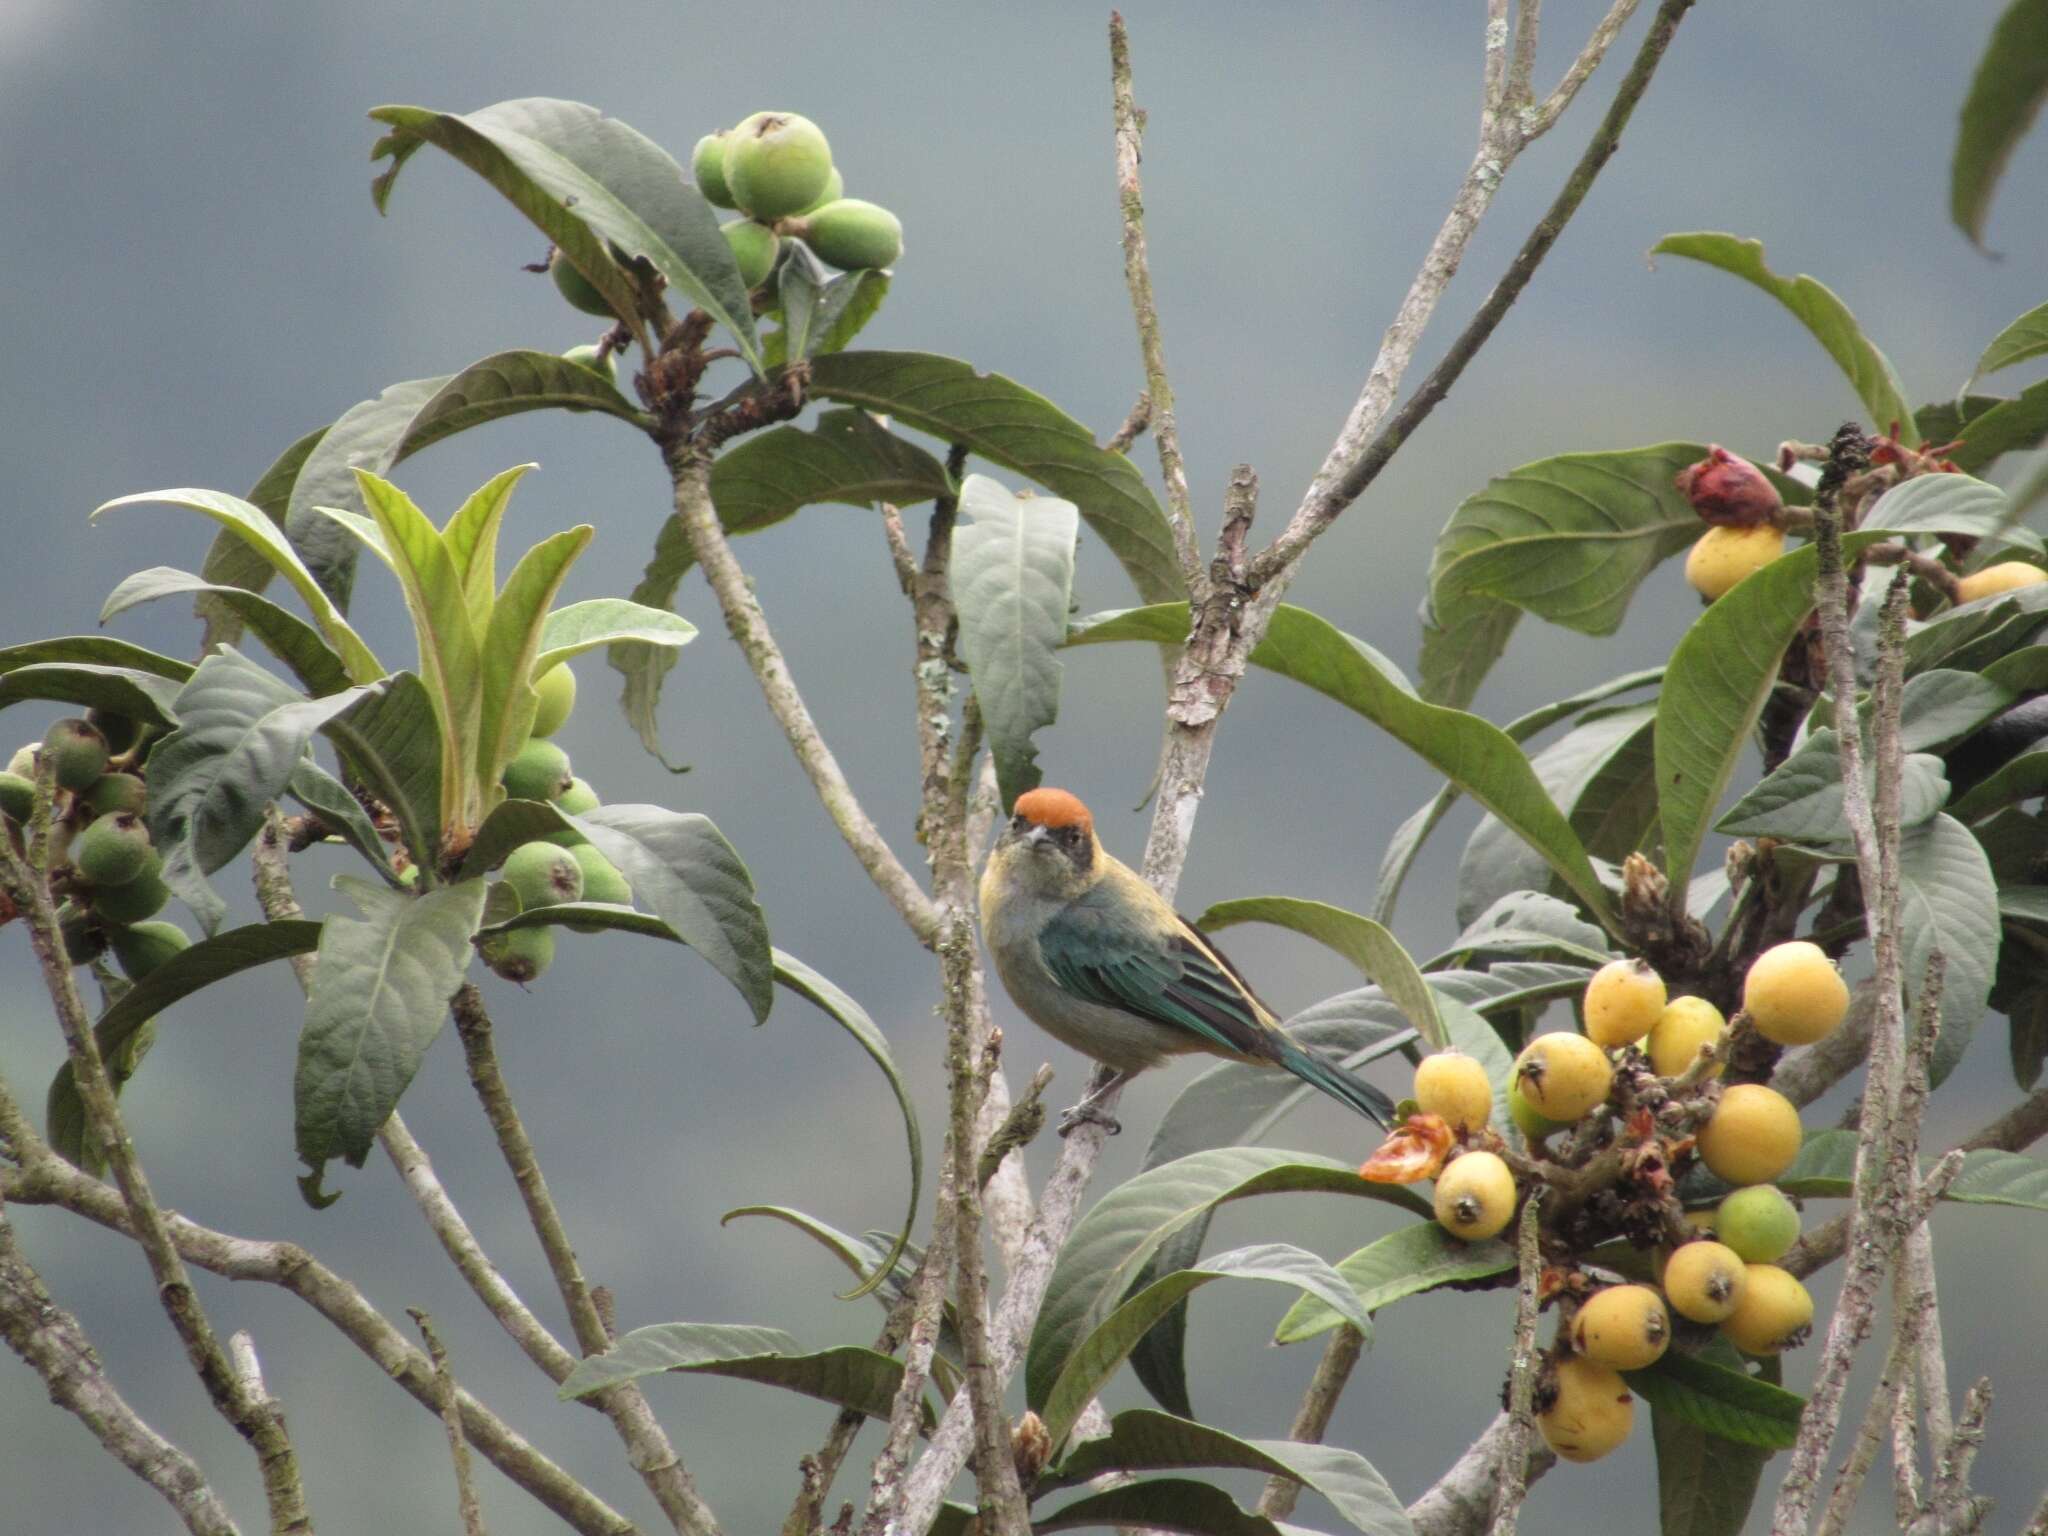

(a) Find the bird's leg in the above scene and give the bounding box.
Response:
[1058,1064,1129,1137]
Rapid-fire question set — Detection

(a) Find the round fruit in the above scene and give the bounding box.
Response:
[555,777,599,815]
[1538,1357,1634,1463]
[82,773,148,818]
[569,843,631,905]
[110,920,191,981]
[501,841,584,909]
[1685,523,1787,601]
[1433,1150,1517,1241]
[1698,1083,1802,1186]
[1513,1032,1613,1122]
[724,112,834,220]
[503,739,573,802]
[88,867,170,925]
[1954,561,2048,603]
[1720,1264,1813,1355]
[1662,1240,1748,1323]
[562,343,614,379]
[1582,957,1667,1048]
[1570,1284,1670,1370]
[46,718,110,792]
[1648,995,1726,1078]
[86,707,144,756]
[549,249,615,319]
[479,925,555,985]
[1509,1080,1567,1143]
[1715,1185,1800,1263]
[800,198,903,271]
[57,902,106,964]
[692,130,737,207]
[0,771,32,823]
[74,813,156,888]
[795,164,844,216]
[1742,940,1849,1046]
[7,743,39,778]
[721,219,781,288]
[1413,1051,1492,1132]
[529,663,578,739]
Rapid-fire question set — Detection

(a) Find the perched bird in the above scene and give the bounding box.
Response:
[979,786,1396,1133]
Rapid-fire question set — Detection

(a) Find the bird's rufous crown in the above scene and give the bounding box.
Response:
[1013,787,1093,833]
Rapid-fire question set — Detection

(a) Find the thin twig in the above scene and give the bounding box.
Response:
[1816,1270,1925,1536]
[1255,1325,1366,1518]
[1102,393,1152,457]
[859,1162,959,1532]
[1525,0,1644,135]
[411,1311,489,1536]
[1488,1192,1545,1536]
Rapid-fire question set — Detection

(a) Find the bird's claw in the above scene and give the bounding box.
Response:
[1057,1101,1122,1138]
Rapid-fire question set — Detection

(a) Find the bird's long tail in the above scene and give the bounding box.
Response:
[1275,1039,1397,1130]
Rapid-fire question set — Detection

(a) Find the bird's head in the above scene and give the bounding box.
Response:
[991,786,1099,897]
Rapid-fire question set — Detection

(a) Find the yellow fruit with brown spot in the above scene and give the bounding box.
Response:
[1954,562,2048,603]
[1513,1032,1613,1122]
[1433,1150,1517,1241]
[1742,940,1849,1045]
[1538,1357,1635,1463]
[1582,957,1667,1047]
[1662,1240,1748,1323]
[1570,1284,1670,1369]
[1648,995,1726,1078]
[1698,1083,1802,1186]
[1686,523,1787,600]
[1720,1264,1814,1355]
[1414,1051,1493,1132]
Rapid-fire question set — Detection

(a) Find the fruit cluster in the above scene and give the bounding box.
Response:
[1392,937,1850,1462]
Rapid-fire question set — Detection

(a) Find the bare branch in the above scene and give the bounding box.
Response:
[1255,1326,1365,1518]
[1506,0,1542,105]
[1488,1191,1545,1535]
[1407,1413,1555,1536]
[1102,392,1153,457]
[1524,0,1644,136]
[411,1311,489,1536]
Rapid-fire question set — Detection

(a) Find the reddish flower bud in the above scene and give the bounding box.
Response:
[1676,446,1784,528]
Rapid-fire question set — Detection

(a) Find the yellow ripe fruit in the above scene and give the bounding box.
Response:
[1414,1051,1493,1132]
[1742,940,1849,1046]
[1721,1264,1814,1355]
[1685,523,1787,600]
[1514,1032,1613,1122]
[1648,995,1727,1078]
[1570,1284,1671,1370]
[1433,1150,1517,1241]
[1662,1240,1748,1323]
[1538,1357,1635,1463]
[1954,561,2048,603]
[1698,1083,1802,1186]
[1582,957,1667,1048]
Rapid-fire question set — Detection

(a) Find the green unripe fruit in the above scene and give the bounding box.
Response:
[46,718,110,792]
[529,663,578,739]
[111,920,191,980]
[725,111,834,220]
[547,776,598,845]
[83,773,148,819]
[795,165,844,215]
[58,903,106,964]
[562,343,614,379]
[502,739,573,802]
[800,199,903,271]
[501,840,584,909]
[721,219,781,288]
[1714,1185,1801,1263]
[693,130,737,207]
[86,708,144,756]
[570,843,632,905]
[6,743,37,779]
[549,249,616,318]
[0,771,32,824]
[480,925,555,984]
[75,813,156,888]
[88,867,170,925]
[1508,1081,1566,1143]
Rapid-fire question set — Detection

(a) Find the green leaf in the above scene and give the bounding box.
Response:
[2000,886,2048,925]
[1027,1478,1311,1536]
[476,527,593,796]
[1623,1351,1805,1450]
[1944,378,2048,475]
[1195,897,1443,1049]
[46,920,323,1170]
[102,567,354,696]
[1651,1390,1771,1536]
[459,799,580,881]
[1907,586,2048,676]
[1716,732,1950,848]
[1781,1128,2048,1209]
[1898,813,2000,1084]
[1070,603,1618,933]
[1976,300,2048,380]
[319,673,442,877]
[93,489,382,683]
[950,474,1078,809]
[371,99,759,369]
[1038,1243,1370,1446]
[1419,444,1715,708]
[1272,1221,1515,1346]
[809,269,890,360]
[807,351,1183,604]
[286,761,398,882]
[1045,1411,1414,1536]
[0,663,185,730]
[1651,234,1914,442]
[1950,0,2048,249]
[1869,471,2023,547]
[294,875,488,1182]
[532,598,698,677]
[441,463,535,634]
[0,635,194,683]
[1432,890,1615,968]
[197,424,329,651]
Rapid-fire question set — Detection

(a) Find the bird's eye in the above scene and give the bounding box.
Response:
[1009,814,1028,832]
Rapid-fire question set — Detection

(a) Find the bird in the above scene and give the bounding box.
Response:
[979,785,1397,1135]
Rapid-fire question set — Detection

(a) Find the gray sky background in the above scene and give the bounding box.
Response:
[2,3,2045,1533]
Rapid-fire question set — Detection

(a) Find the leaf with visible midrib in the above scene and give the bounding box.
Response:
[1272,1222,1516,1345]
[101,567,353,697]
[1195,896,1443,1048]
[1951,0,2048,249]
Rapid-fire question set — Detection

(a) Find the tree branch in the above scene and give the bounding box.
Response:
[1524,0,1643,136]
[1487,1191,1546,1536]
[410,1311,489,1536]
[1407,1413,1556,1536]
[1254,1324,1365,1518]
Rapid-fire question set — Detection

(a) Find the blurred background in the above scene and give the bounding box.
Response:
[2,2,2043,1532]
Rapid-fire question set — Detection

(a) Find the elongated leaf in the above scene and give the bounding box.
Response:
[442,463,535,634]
[1038,1243,1369,1445]
[294,876,487,1187]
[1944,377,2048,475]
[371,99,758,367]
[476,527,593,795]
[320,673,442,877]
[0,663,184,729]
[531,598,698,676]
[1420,444,1713,708]
[1976,301,2048,379]
[0,636,194,682]
[1869,470,2022,547]
[286,761,398,881]
[1432,889,1614,968]
[47,920,323,1169]
[1196,897,1443,1049]
[1623,1351,1805,1450]
[1897,813,2000,1084]
[1716,732,1950,848]
[1273,1221,1515,1345]
[1029,1478,1309,1536]
[1429,961,1598,1018]
[197,423,329,649]
[2001,886,2048,925]
[807,351,1183,604]
[101,567,353,696]
[951,474,1078,808]
[557,1323,926,1424]
[1652,234,1913,441]
[1652,1393,1771,1536]
[1951,0,2048,249]
[1780,1128,2048,1209]
[1071,603,1617,931]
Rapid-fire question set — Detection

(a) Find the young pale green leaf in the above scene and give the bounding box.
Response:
[1428,961,1598,1017]
[1651,234,1914,443]
[1195,897,1443,1049]
[1043,1411,1414,1536]
[1430,889,1615,968]
[1950,0,2048,249]
[196,424,329,650]
[476,527,593,797]
[1780,1128,2048,1209]
[319,673,443,879]
[94,489,382,683]
[0,663,185,730]
[1069,603,1618,932]
[536,598,696,677]
[102,567,355,696]
[1898,813,2000,1083]
[441,463,537,633]
[1271,1222,1516,1345]
[950,475,1078,808]
[1623,1351,1806,1450]
[1975,301,2048,380]
[557,1324,927,1424]
[294,876,487,1186]
[771,266,890,367]
[286,762,398,882]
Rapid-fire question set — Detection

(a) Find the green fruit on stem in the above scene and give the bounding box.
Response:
[799,199,903,271]
[6,743,37,779]
[0,771,32,824]
[529,663,578,739]
[46,718,110,792]
[570,843,632,905]
[480,925,555,984]
[88,867,170,925]
[111,920,191,980]
[1714,1185,1801,1263]
[503,739,573,802]
[721,219,781,288]
[562,343,614,380]
[501,841,584,909]
[549,249,616,318]
[75,813,156,888]
[82,773,148,819]
[1508,1081,1566,1143]
[795,165,844,215]
[86,708,144,756]
[547,776,598,845]
[724,111,834,220]
[693,130,737,207]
